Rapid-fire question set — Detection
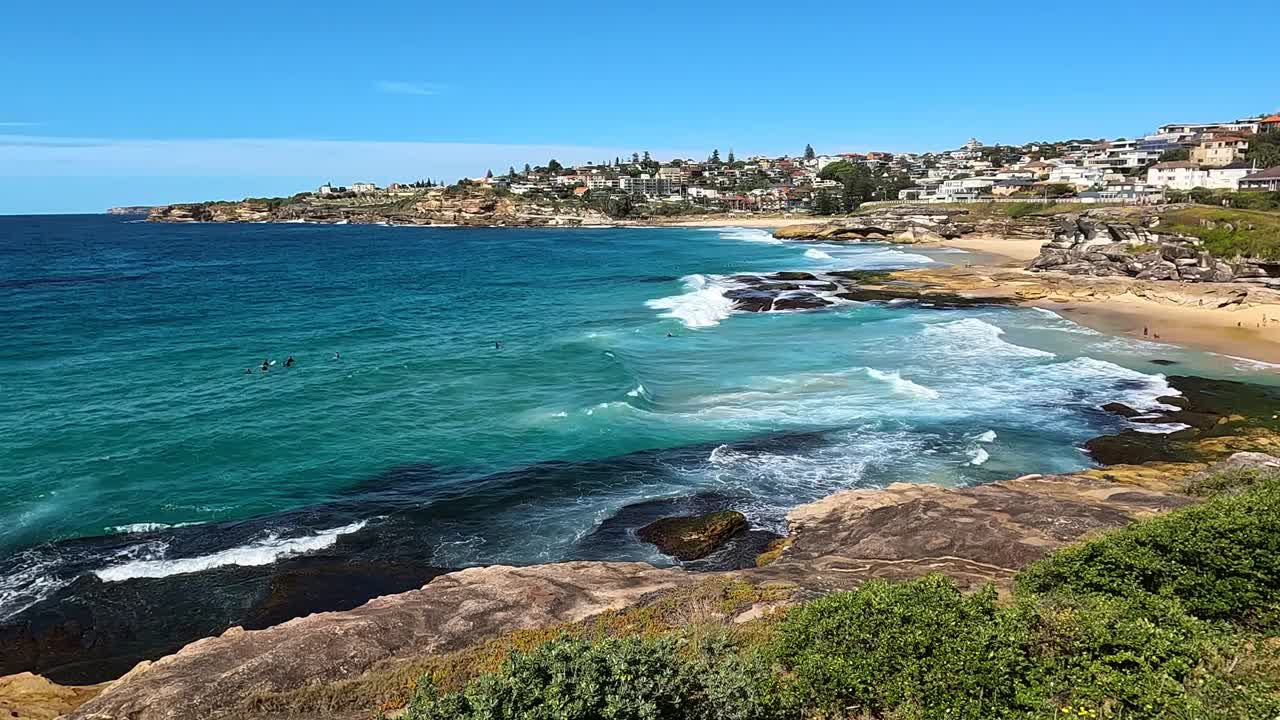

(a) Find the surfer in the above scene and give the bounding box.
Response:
[333,351,341,360]
[260,359,270,372]
[494,342,502,350]
[284,355,296,368]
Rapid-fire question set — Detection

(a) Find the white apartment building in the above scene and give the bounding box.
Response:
[1145,162,1251,191]
[617,174,673,197]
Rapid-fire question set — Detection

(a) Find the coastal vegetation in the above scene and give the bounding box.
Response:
[396,472,1280,720]
[1158,205,1280,259]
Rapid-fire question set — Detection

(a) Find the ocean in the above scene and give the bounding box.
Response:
[2,215,1276,680]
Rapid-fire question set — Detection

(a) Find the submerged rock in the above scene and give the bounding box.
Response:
[636,511,748,561]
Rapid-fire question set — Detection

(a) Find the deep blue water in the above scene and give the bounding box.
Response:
[2,215,1274,624]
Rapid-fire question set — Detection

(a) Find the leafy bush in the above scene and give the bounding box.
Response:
[1018,478,1280,629]
[395,482,1280,720]
[774,576,1037,719]
[404,634,784,720]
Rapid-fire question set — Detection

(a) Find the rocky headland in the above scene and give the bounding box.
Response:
[147,187,613,227]
[10,373,1276,720]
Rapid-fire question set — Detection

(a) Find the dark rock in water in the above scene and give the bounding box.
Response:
[724,288,774,312]
[1149,359,1179,366]
[636,511,748,561]
[1157,394,1190,408]
[0,556,447,684]
[1132,409,1220,432]
[772,293,832,311]
[769,271,819,281]
[1083,430,1187,466]
[1101,402,1142,418]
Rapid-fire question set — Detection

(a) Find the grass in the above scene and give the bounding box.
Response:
[391,472,1280,720]
[1158,206,1280,260]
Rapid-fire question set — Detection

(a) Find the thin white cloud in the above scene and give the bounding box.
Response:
[0,134,704,184]
[0,122,37,127]
[375,80,446,97]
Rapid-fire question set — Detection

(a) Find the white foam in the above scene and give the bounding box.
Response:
[1130,422,1192,434]
[968,447,990,466]
[106,522,199,534]
[864,368,941,400]
[626,384,646,397]
[0,551,68,621]
[645,274,738,329]
[974,430,997,443]
[93,521,368,582]
[921,318,1057,360]
[1217,353,1280,371]
[804,248,833,260]
[705,227,783,244]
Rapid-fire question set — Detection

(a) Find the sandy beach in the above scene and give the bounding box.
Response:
[657,215,796,228]
[931,234,1043,265]
[1041,295,1280,366]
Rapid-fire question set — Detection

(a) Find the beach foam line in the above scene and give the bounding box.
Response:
[804,248,833,260]
[93,521,369,582]
[702,227,783,244]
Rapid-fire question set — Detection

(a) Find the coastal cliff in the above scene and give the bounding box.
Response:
[28,376,1280,720]
[147,186,613,227]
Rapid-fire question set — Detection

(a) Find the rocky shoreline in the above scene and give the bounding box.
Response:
[11,373,1276,720]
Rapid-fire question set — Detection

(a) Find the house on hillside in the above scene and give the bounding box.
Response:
[1191,135,1251,167]
[1259,115,1280,133]
[1239,166,1280,192]
[1146,161,1251,191]
[350,182,378,194]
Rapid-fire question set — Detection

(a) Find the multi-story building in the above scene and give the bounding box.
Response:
[1145,161,1251,190]
[617,174,673,197]
[1190,135,1251,167]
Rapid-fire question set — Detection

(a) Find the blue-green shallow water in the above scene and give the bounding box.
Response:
[2,215,1277,624]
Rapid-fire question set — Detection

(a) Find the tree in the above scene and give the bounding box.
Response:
[1247,130,1280,168]
[632,152,641,164]
[709,149,721,165]
[804,144,816,161]
[1159,148,1190,162]
[547,159,563,174]
[485,169,493,179]
[813,190,837,215]
[727,149,736,164]
[523,163,531,174]
[508,166,516,178]
[615,156,621,166]
[642,151,651,163]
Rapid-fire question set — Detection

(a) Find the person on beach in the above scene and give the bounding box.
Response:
[1143,326,1148,337]
[284,355,295,368]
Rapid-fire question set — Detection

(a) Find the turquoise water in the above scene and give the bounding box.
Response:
[2,215,1276,621]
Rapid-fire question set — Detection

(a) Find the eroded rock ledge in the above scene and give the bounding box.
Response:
[48,374,1280,720]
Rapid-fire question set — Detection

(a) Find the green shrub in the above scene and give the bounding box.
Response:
[1183,466,1280,497]
[404,634,786,720]
[1017,479,1280,630]
[774,575,1037,719]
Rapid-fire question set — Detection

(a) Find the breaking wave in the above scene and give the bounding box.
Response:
[863,367,941,400]
[93,521,369,582]
[645,274,739,329]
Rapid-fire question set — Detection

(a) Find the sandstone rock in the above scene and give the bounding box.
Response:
[0,672,101,720]
[636,511,748,561]
[66,563,695,720]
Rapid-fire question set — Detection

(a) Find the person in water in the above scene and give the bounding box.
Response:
[333,351,341,360]
[284,355,295,368]
[261,358,270,372]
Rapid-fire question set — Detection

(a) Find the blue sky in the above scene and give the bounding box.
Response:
[2,0,1276,214]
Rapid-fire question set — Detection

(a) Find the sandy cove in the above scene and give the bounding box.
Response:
[877,257,1280,365]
